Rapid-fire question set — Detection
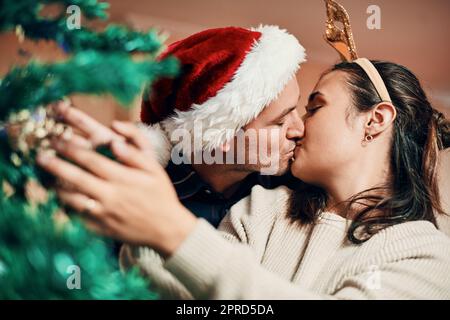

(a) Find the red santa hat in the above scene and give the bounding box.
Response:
[140,25,306,166]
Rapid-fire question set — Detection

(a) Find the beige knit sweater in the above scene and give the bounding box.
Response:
[120,185,450,300]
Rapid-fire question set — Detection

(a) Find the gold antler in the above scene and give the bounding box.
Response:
[324,0,358,61]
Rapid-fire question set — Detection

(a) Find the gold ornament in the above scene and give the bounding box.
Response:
[323,1,393,104]
[15,25,25,43]
[4,104,72,165]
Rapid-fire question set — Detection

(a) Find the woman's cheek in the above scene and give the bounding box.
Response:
[307,117,353,166]
[306,117,334,147]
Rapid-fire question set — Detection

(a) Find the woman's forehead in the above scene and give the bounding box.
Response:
[314,71,348,96]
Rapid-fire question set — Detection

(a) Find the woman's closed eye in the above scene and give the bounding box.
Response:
[305,105,322,115]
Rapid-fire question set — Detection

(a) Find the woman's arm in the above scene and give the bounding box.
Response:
[120,244,194,300]
[117,184,284,299]
[163,219,450,300]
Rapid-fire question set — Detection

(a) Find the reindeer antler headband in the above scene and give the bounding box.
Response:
[324,0,392,103]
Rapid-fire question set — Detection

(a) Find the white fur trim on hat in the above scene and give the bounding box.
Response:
[137,122,172,167]
[162,25,306,154]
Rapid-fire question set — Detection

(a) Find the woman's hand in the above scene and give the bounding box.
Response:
[36,121,198,257]
[50,99,125,148]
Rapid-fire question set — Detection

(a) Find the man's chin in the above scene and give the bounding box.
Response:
[259,161,290,176]
[276,162,291,176]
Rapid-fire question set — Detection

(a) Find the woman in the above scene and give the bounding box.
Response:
[37,60,450,299]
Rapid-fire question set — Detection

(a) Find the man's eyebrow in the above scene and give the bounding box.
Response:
[273,105,297,122]
[308,91,323,103]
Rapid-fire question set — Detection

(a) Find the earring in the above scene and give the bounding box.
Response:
[364,134,374,142]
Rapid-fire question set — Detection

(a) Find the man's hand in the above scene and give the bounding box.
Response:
[37,121,197,257]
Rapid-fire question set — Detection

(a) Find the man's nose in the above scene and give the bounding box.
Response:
[286,109,304,140]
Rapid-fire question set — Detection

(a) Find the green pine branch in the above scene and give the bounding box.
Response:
[0,52,179,121]
[0,0,108,32]
[0,0,164,54]
[0,192,158,299]
[0,0,180,299]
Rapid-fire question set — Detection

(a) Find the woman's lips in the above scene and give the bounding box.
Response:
[294,144,302,155]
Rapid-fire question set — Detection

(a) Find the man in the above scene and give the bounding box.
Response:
[55,25,306,228]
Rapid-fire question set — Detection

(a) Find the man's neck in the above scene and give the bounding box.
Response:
[191,163,251,198]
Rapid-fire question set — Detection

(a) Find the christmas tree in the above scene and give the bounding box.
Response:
[0,0,178,299]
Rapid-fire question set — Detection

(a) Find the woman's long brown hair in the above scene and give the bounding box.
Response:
[290,61,450,244]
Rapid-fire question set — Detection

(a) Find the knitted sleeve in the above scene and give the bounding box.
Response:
[164,219,450,300]
[117,185,290,299]
[119,244,194,299]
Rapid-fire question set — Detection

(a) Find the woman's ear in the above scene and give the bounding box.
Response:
[366,103,397,136]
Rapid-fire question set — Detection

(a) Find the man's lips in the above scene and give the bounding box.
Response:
[284,143,301,159]
[286,147,295,155]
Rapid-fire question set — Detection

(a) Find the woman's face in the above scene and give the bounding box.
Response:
[291,70,367,185]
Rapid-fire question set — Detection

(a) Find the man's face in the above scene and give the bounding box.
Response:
[229,77,304,175]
